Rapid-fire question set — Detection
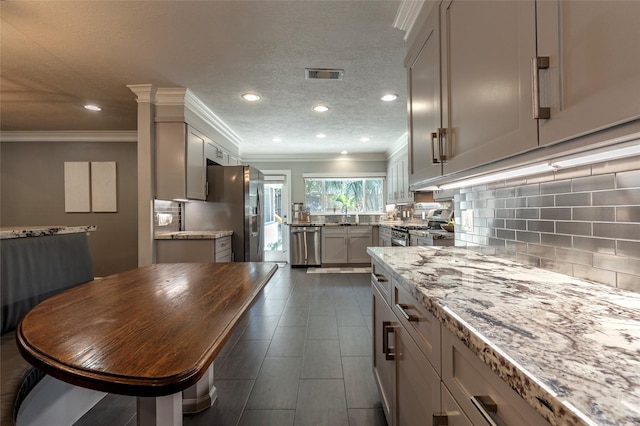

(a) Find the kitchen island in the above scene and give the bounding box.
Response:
[155,230,233,263]
[368,246,640,426]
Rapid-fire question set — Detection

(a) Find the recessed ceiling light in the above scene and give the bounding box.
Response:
[272,137,282,142]
[381,94,398,102]
[84,104,102,111]
[316,133,326,139]
[313,105,329,112]
[241,93,261,102]
[341,151,348,155]
[360,137,370,142]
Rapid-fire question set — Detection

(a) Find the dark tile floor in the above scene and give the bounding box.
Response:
[76,265,387,426]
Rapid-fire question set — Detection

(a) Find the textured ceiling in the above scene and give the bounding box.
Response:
[1,1,410,157]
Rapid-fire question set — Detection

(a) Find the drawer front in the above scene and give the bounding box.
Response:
[371,261,392,305]
[392,283,441,375]
[440,383,473,426]
[441,327,550,426]
[215,248,232,262]
[215,236,231,252]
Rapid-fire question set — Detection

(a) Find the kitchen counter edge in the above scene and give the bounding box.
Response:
[0,225,97,239]
[154,230,233,240]
[367,245,640,426]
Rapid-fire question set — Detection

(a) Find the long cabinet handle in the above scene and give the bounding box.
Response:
[531,57,550,119]
[395,303,419,322]
[382,321,395,360]
[470,395,500,426]
[430,131,440,164]
[438,128,447,162]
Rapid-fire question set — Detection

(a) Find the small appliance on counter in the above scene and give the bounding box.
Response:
[292,202,310,222]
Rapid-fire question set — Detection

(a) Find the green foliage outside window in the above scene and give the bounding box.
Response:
[304,178,384,213]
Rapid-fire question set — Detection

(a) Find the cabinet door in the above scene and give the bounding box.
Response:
[386,163,395,204]
[372,284,395,425]
[322,230,347,263]
[537,1,640,146]
[441,0,538,176]
[398,157,411,202]
[407,5,443,185]
[348,228,372,263]
[396,326,441,426]
[186,129,206,200]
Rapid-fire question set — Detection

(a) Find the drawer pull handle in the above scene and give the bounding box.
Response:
[382,321,395,361]
[471,395,499,426]
[373,273,388,283]
[432,413,449,426]
[396,303,419,322]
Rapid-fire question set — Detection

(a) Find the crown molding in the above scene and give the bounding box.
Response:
[242,152,387,163]
[0,130,137,143]
[386,131,408,159]
[152,87,242,149]
[183,89,243,149]
[393,0,426,40]
[127,84,156,103]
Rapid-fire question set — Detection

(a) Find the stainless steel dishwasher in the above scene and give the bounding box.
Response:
[290,226,322,267]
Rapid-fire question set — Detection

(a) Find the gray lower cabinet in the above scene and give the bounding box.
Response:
[379,226,392,247]
[372,262,441,426]
[156,236,232,263]
[322,226,372,264]
[371,258,550,426]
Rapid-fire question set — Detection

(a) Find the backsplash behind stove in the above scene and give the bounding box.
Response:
[451,155,640,293]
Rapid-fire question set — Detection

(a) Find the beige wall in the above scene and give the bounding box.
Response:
[1,141,138,277]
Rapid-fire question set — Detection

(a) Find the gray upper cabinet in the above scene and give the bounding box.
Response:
[536,1,640,147]
[407,5,442,185]
[408,1,538,186]
[156,122,207,201]
[407,0,640,187]
[440,0,538,176]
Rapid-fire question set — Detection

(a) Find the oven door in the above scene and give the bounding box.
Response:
[391,233,408,247]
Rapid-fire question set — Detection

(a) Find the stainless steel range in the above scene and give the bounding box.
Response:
[391,224,433,246]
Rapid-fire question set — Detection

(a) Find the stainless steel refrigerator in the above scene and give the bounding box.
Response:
[205,165,264,262]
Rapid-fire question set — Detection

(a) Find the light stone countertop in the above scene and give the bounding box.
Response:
[367,246,640,426]
[0,225,97,239]
[154,230,233,240]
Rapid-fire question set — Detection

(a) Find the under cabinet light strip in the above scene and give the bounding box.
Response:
[550,141,640,168]
[438,163,554,190]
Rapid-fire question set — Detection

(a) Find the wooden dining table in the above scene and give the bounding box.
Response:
[16,262,278,426]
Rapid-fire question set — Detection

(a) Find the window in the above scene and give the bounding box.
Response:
[304,177,384,214]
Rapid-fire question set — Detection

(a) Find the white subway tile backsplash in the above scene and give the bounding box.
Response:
[541,180,572,194]
[453,164,640,293]
[556,192,591,207]
[617,240,640,257]
[573,237,616,255]
[593,222,640,240]
[592,188,640,205]
[572,175,615,192]
[572,265,617,287]
[616,169,640,188]
[616,206,640,222]
[573,207,615,222]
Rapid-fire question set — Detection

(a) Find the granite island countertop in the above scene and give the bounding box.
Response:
[154,230,233,240]
[367,246,640,426]
[0,225,96,239]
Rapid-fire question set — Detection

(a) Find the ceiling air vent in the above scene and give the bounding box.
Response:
[305,68,344,81]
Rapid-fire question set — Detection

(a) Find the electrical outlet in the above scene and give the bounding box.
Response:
[462,210,474,233]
